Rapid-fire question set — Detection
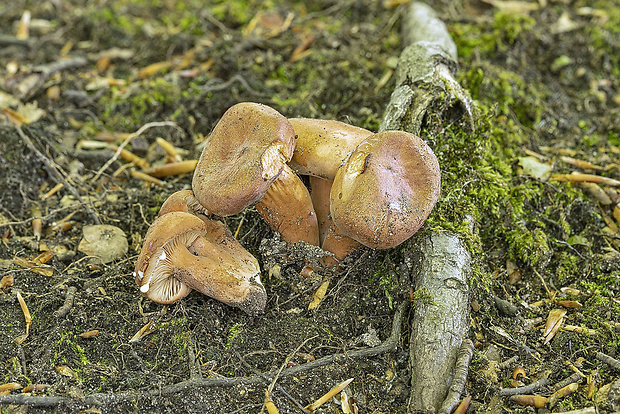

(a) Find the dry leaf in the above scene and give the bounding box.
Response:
[0,382,23,392]
[305,378,354,411]
[308,279,329,310]
[543,308,566,344]
[55,365,78,378]
[129,321,154,342]
[509,394,547,407]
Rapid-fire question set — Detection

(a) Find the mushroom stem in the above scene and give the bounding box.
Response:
[255,164,320,246]
[309,176,332,245]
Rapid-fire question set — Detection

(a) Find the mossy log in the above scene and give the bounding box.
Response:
[380,3,475,413]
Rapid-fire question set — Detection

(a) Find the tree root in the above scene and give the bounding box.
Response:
[0,301,407,409]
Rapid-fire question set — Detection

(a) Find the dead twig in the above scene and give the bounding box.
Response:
[53,286,77,318]
[16,125,101,225]
[499,377,550,397]
[91,121,183,183]
[438,339,475,414]
[596,352,620,371]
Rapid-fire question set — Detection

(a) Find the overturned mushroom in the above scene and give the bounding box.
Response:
[330,130,441,249]
[192,102,296,217]
[135,211,266,314]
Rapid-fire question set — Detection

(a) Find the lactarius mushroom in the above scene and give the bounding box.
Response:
[135,211,266,314]
[192,102,296,216]
[330,131,441,249]
[289,118,372,180]
[255,164,320,246]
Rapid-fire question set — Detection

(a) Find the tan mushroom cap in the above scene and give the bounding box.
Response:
[192,102,296,217]
[135,211,266,314]
[289,118,373,180]
[255,164,320,246]
[330,131,441,249]
[158,189,210,219]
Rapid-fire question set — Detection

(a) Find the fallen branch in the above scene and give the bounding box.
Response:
[16,125,101,225]
[381,3,476,412]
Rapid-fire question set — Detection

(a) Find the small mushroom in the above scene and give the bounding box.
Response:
[192,102,296,216]
[255,164,320,246]
[158,189,209,218]
[330,130,441,249]
[135,211,266,314]
[289,118,372,180]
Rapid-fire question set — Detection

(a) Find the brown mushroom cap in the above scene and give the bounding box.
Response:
[255,164,320,246]
[330,131,441,249]
[289,118,373,180]
[158,189,210,219]
[192,102,296,216]
[135,211,266,314]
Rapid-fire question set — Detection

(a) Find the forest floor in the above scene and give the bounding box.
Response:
[0,0,619,413]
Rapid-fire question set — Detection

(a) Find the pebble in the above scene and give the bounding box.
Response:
[78,224,128,264]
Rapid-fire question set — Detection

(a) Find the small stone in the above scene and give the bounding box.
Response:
[78,224,128,264]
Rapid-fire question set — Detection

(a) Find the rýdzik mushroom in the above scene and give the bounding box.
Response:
[134,210,266,315]
[134,102,441,313]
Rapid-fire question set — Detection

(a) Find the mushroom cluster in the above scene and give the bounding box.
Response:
[134,102,441,314]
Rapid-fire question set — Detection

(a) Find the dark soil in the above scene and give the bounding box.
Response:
[0,0,619,413]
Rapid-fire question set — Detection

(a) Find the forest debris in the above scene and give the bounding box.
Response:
[78,224,128,264]
[54,286,77,318]
[55,365,78,379]
[308,279,329,310]
[13,256,53,277]
[1,103,45,126]
[547,382,579,408]
[16,10,31,40]
[551,173,620,186]
[482,0,540,14]
[129,321,155,343]
[512,367,527,380]
[543,308,566,344]
[14,292,32,344]
[263,389,279,414]
[500,377,549,396]
[1,274,14,290]
[130,170,165,186]
[141,160,198,177]
[560,156,604,171]
[137,61,173,79]
[596,352,620,371]
[290,35,315,63]
[156,137,182,163]
[304,378,353,411]
[579,182,613,205]
[0,382,23,392]
[79,330,100,339]
[509,394,547,408]
[517,156,553,180]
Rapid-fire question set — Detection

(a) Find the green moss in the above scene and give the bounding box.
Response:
[225,323,243,349]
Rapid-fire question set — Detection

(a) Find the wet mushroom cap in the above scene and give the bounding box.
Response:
[330,131,441,249]
[192,102,296,216]
[289,118,373,180]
